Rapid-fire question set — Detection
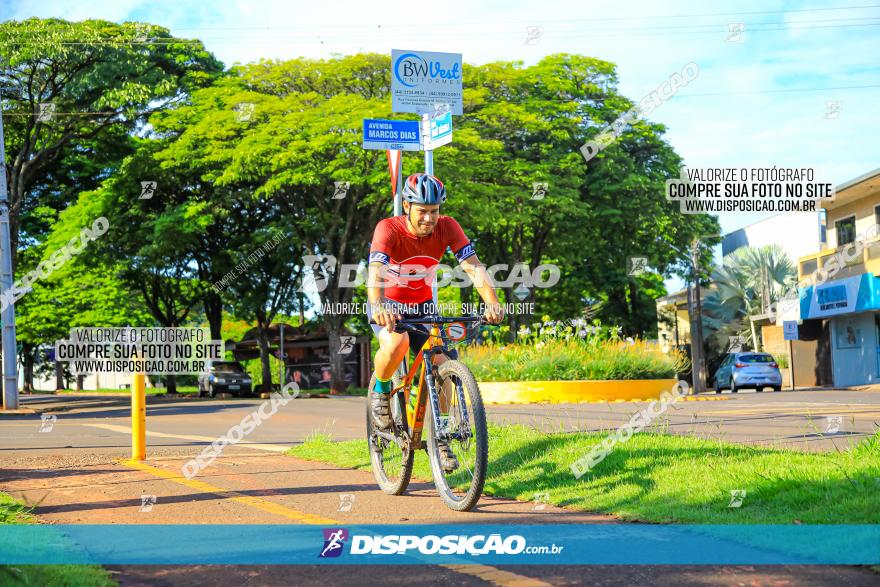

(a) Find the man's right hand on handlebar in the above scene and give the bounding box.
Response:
[372,304,402,332]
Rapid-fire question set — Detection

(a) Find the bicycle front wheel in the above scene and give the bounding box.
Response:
[366,373,413,495]
[426,360,488,512]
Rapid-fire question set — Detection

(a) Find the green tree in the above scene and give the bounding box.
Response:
[154,55,398,392]
[436,54,719,336]
[0,18,222,268]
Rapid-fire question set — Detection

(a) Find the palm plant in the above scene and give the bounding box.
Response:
[702,245,797,353]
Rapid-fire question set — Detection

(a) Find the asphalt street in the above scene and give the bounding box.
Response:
[2,388,877,457]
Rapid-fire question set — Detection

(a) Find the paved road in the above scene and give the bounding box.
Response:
[1,389,878,586]
[3,388,877,457]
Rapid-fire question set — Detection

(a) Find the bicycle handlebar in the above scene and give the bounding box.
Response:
[396,315,484,325]
[368,314,497,334]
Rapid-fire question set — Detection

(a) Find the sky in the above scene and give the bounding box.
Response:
[3,0,880,291]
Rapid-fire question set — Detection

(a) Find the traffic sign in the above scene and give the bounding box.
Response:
[391,49,463,115]
[362,119,421,151]
[445,322,467,341]
[783,320,799,340]
[422,111,452,150]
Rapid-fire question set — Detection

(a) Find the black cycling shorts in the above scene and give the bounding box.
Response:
[367,300,436,357]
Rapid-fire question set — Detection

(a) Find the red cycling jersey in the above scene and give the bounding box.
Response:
[369,215,476,304]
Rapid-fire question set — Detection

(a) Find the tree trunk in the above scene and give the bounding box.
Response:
[459,283,473,313]
[749,317,760,352]
[628,281,639,337]
[76,374,84,392]
[166,374,178,394]
[54,361,65,391]
[504,286,526,343]
[22,345,34,394]
[257,320,273,393]
[204,291,223,340]
[326,327,348,394]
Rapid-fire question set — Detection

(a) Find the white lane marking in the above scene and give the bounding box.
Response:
[82,423,293,453]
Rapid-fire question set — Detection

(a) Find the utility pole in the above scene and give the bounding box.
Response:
[0,90,19,410]
[279,323,285,390]
[690,239,707,394]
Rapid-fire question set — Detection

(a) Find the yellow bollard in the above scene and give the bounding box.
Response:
[132,373,146,461]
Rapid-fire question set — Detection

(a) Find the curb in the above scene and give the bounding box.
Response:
[480,379,681,404]
[484,395,730,404]
[0,408,38,415]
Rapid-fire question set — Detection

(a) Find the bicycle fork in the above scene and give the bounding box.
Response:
[423,354,471,442]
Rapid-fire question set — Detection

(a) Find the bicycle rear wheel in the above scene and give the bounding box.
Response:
[426,360,488,511]
[366,372,414,495]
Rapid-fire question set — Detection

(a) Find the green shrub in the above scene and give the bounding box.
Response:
[461,337,688,381]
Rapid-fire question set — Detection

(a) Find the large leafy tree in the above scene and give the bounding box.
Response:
[48,142,211,394]
[438,54,719,336]
[19,191,153,391]
[154,55,399,392]
[0,18,223,267]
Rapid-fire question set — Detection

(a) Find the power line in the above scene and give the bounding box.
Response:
[4,5,880,42]
[5,20,880,46]
[11,3,879,32]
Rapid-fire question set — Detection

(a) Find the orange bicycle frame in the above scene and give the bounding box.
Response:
[393,326,443,446]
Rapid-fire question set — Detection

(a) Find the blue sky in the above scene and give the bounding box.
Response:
[4,0,880,288]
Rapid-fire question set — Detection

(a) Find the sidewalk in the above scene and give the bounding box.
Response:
[3,446,879,587]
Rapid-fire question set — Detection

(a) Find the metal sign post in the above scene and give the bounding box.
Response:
[387,149,403,216]
[423,113,433,176]
[783,320,799,390]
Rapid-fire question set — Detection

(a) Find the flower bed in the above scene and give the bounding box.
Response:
[458,321,689,404]
[461,338,688,382]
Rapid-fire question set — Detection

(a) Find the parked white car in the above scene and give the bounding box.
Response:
[713,352,782,393]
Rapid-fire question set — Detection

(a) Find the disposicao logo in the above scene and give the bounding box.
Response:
[319,528,349,558]
[350,533,526,555]
[318,530,562,557]
[394,52,461,88]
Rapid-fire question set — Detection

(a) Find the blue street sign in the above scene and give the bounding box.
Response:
[362,119,421,151]
[783,320,799,340]
[423,111,452,150]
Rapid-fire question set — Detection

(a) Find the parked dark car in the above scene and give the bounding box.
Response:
[713,352,782,393]
[198,361,253,397]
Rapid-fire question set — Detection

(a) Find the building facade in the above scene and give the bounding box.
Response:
[793,168,880,387]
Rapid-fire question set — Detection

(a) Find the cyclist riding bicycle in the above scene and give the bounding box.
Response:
[367,172,504,471]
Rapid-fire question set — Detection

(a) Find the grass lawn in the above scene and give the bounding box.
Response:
[0,492,115,586]
[289,424,880,524]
